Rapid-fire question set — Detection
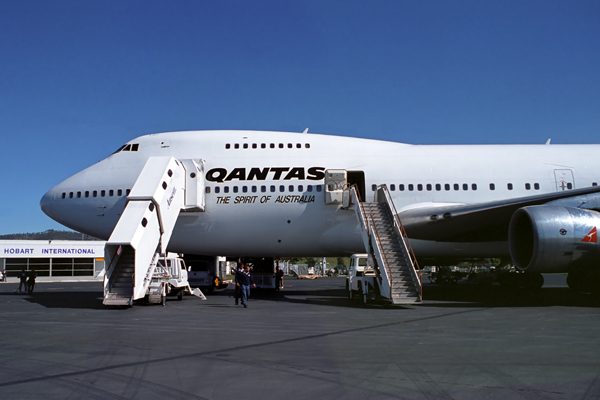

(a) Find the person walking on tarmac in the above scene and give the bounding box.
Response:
[27,269,37,294]
[18,269,27,294]
[234,262,244,305]
[239,264,256,308]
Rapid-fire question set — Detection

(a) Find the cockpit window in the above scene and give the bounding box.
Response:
[112,143,140,154]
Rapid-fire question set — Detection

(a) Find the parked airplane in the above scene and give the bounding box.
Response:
[40,130,600,293]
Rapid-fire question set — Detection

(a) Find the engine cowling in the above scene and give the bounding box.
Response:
[509,206,600,273]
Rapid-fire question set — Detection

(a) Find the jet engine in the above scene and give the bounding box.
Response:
[509,206,600,273]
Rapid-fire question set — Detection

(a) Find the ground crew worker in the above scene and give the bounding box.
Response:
[239,264,256,308]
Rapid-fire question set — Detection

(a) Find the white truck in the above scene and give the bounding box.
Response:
[146,254,206,305]
[346,254,377,303]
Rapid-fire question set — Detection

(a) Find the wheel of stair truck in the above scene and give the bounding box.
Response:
[177,289,184,301]
[161,294,166,306]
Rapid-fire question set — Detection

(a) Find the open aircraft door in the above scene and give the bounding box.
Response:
[325,169,347,204]
[181,159,205,211]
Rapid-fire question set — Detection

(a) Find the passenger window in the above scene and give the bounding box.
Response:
[224,186,229,193]
[288,143,292,148]
[215,187,220,194]
[233,186,238,193]
[525,183,531,190]
[251,186,256,193]
[534,183,540,190]
[507,183,513,190]
[242,186,247,193]
[109,190,114,196]
[205,187,211,194]
[593,182,598,187]
[270,143,275,149]
[426,184,432,191]
[454,184,459,191]
[307,185,313,192]
[472,184,477,191]
[435,184,441,191]
[462,184,468,191]
[296,143,301,148]
[93,190,98,197]
[372,184,377,191]
[445,184,450,191]
[69,192,73,198]
[261,143,266,149]
[279,143,284,149]
[270,185,276,192]
[279,185,285,192]
[260,186,266,193]
[77,191,81,198]
[226,143,231,149]
[85,191,90,198]
[289,185,294,192]
[305,143,310,149]
[234,144,239,149]
[117,189,122,196]
[243,144,248,149]
[126,189,131,196]
[567,183,573,189]
[417,184,423,191]
[62,192,66,199]
[101,190,106,197]
[489,183,495,190]
[316,185,322,192]
[408,184,414,191]
[399,184,405,191]
[298,185,303,192]
[252,143,257,149]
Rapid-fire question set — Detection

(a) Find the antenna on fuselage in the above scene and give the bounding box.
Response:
[545,138,551,145]
[302,128,309,134]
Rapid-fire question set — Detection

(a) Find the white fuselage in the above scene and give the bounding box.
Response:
[40,130,600,261]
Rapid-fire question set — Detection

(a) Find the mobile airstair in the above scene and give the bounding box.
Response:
[344,184,422,304]
[103,156,206,306]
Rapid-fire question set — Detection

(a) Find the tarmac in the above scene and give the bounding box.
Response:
[0,275,599,400]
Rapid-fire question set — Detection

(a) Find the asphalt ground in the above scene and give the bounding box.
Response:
[0,275,599,400]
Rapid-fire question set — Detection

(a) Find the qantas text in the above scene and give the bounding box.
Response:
[206,167,325,183]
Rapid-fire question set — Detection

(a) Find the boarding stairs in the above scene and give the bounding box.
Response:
[345,185,422,304]
[103,157,205,306]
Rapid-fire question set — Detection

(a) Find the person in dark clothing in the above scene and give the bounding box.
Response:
[239,264,256,308]
[276,266,284,291]
[27,269,37,294]
[18,269,27,294]
[234,263,244,305]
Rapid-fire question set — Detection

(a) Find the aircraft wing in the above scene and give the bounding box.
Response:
[399,186,600,242]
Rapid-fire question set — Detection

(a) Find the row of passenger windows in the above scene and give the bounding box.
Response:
[62,189,131,199]
[225,142,311,150]
[372,182,546,192]
[206,184,323,194]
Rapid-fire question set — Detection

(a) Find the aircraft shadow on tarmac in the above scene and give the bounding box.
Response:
[2,280,599,309]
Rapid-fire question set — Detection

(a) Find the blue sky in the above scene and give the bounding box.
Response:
[1,0,599,235]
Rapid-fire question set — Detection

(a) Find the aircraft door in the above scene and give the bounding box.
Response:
[325,169,347,204]
[181,159,206,211]
[554,169,575,191]
[347,170,366,201]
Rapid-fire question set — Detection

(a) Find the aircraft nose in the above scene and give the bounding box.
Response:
[40,188,54,219]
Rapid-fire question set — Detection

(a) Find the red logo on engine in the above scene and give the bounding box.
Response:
[582,227,597,243]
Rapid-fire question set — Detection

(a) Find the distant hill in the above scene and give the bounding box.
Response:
[0,230,101,241]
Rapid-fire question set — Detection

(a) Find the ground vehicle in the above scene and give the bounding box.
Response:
[185,255,228,292]
[346,254,376,301]
[244,257,277,289]
[146,254,205,305]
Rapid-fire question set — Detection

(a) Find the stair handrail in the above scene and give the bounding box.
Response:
[367,213,394,293]
[347,184,370,234]
[376,185,422,298]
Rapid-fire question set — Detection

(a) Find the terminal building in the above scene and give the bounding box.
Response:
[0,240,106,278]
